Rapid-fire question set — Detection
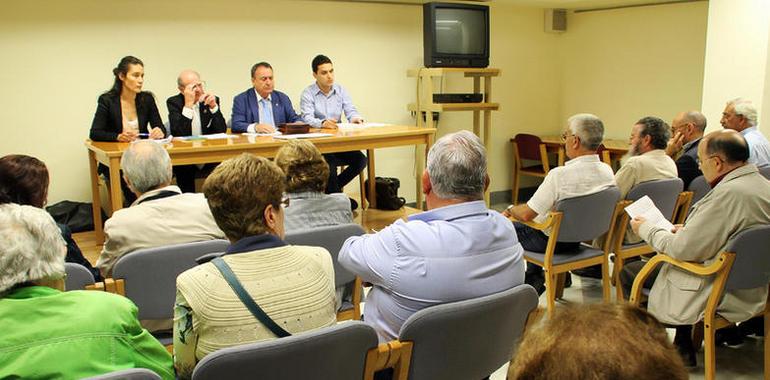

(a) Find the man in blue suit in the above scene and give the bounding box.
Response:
[231,62,300,133]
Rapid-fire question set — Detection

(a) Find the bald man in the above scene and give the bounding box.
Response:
[666,111,706,188]
[621,130,770,366]
[167,70,227,192]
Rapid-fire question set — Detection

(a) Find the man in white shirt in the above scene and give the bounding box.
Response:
[504,114,616,294]
[721,97,770,167]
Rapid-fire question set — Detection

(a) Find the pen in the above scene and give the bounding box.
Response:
[138,133,150,138]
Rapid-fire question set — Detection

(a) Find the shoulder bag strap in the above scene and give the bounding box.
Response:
[211,257,291,338]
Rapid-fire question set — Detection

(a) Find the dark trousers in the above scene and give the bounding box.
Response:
[514,222,580,294]
[618,259,660,300]
[172,163,218,193]
[98,164,136,207]
[324,151,367,193]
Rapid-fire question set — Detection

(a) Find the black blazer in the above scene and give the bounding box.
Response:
[677,137,703,189]
[89,91,165,141]
[166,93,227,136]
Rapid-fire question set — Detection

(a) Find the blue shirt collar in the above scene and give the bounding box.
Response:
[741,126,758,135]
[408,200,489,223]
[226,234,286,255]
[312,82,337,97]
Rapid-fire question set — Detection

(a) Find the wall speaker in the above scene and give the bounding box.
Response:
[545,9,567,33]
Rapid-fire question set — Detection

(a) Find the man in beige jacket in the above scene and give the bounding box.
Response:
[622,130,770,366]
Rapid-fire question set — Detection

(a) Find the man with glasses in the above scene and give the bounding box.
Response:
[167,69,227,193]
[721,98,770,167]
[621,129,770,366]
[666,111,706,188]
[503,114,615,294]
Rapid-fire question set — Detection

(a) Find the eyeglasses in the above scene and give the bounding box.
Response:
[191,81,207,90]
[697,155,722,166]
[280,195,290,208]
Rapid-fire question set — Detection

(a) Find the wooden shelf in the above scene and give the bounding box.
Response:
[408,102,500,112]
[407,68,501,77]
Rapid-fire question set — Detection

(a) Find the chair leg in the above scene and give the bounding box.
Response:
[358,171,367,210]
[765,313,769,380]
[512,167,520,205]
[704,321,716,380]
[545,270,556,319]
[554,273,566,299]
[601,259,611,303]
[614,256,626,302]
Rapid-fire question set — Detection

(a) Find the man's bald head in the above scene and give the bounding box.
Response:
[678,111,706,133]
[703,129,750,165]
[177,69,200,89]
[120,141,173,195]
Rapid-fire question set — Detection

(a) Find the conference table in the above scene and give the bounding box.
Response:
[85,125,437,244]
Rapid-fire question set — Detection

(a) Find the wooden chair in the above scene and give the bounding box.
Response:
[611,178,692,301]
[596,143,613,167]
[510,133,551,204]
[285,223,367,321]
[190,321,385,380]
[382,284,539,380]
[629,225,770,380]
[518,187,622,318]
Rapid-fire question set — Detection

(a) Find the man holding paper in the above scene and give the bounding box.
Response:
[621,130,770,365]
[300,55,367,204]
[167,70,227,193]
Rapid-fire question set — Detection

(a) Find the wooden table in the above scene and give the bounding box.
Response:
[539,135,629,166]
[86,125,436,244]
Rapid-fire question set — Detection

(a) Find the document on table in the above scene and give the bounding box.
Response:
[243,132,281,137]
[624,195,674,231]
[176,133,234,141]
[273,133,334,140]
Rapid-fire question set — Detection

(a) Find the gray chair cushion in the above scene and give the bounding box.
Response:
[687,175,711,207]
[554,186,621,242]
[760,166,770,180]
[724,225,770,290]
[83,368,161,380]
[285,223,366,288]
[191,321,378,380]
[64,262,95,291]
[112,239,230,320]
[398,284,539,380]
[523,243,605,265]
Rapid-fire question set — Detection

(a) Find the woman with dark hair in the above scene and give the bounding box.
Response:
[89,56,166,205]
[0,154,102,281]
[90,56,165,142]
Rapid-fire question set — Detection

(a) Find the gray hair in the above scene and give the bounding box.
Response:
[177,69,200,88]
[427,130,486,200]
[0,204,66,294]
[121,140,172,194]
[567,113,604,150]
[728,98,758,127]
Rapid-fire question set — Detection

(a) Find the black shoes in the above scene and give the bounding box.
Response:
[571,265,603,279]
[350,197,359,211]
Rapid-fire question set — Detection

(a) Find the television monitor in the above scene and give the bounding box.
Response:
[423,2,490,68]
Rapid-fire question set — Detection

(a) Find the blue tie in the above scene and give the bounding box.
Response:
[260,98,275,127]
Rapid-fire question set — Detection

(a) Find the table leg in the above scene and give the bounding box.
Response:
[88,151,105,244]
[367,149,376,209]
[108,157,124,214]
[415,145,424,210]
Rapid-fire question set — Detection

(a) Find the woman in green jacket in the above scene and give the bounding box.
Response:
[0,204,174,379]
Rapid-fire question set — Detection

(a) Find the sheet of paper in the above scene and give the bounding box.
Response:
[337,122,390,131]
[243,132,281,137]
[176,133,234,141]
[273,133,334,140]
[624,195,674,231]
[139,136,173,144]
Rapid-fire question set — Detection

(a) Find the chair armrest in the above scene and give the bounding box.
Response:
[512,212,559,232]
[673,191,694,224]
[364,340,414,380]
[629,252,732,305]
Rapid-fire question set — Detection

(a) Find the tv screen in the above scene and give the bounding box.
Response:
[424,2,489,68]
[434,8,487,55]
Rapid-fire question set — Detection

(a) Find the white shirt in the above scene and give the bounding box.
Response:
[741,126,770,168]
[527,154,616,226]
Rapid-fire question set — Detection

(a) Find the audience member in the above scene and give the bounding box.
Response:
[167,69,227,193]
[0,204,174,379]
[0,154,101,281]
[96,141,225,278]
[231,62,300,133]
[666,111,706,188]
[300,54,367,205]
[621,130,770,366]
[275,139,353,233]
[89,56,167,205]
[721,97,770,167]
[503,114,615,294]
[508,304,687,380]
[173,153,336,379]
[340,130,524,342]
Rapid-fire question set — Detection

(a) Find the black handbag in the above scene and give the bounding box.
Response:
[365,177,406,210]
[45,201,106,233]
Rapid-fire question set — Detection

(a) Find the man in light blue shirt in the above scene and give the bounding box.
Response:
[339,130,525,343]
[300,55,367,206]
[721,98,770,167]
